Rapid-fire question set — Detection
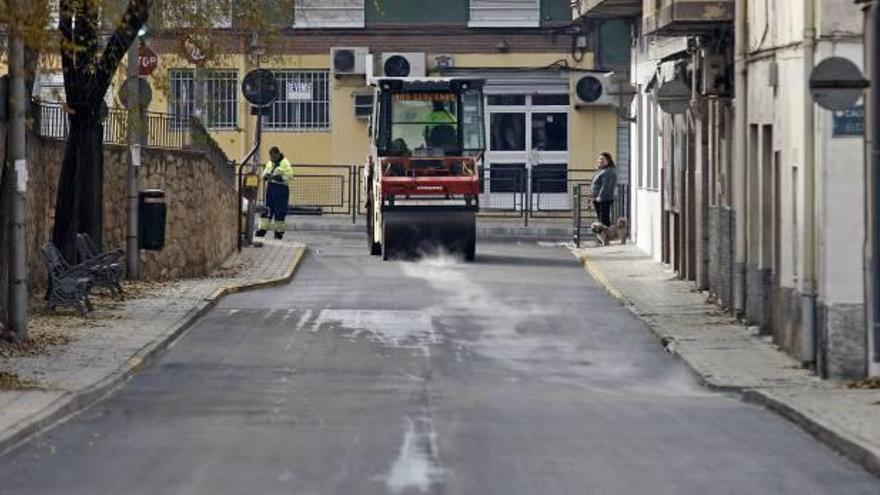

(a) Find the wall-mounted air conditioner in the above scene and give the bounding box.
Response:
[573,72,616,107]
[700,51,729,96]
[353,92,373,120]
[380,53,426,78]
[331,47,369,77]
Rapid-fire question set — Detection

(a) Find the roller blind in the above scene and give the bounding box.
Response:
[469,0,540,28]
[450,70,570,95]
[295,0,365,28]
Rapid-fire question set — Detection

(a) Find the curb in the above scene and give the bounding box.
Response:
[575,249,880,479]
[0,246,307,457]
[741,389,880,478]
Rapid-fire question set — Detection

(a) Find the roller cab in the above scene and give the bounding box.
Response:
[364,78,486,261]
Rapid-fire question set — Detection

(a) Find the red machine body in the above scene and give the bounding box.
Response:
[379,157,479,198]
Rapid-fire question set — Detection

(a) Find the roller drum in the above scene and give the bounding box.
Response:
[382,207,476,261]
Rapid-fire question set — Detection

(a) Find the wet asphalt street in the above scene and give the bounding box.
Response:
[0,232,878,495]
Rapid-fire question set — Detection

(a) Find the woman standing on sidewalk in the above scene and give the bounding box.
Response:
[591,152,617,226]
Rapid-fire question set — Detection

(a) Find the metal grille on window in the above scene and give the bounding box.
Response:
[205,70,238,130]
[168,69,195,129]
[266,71,330,132]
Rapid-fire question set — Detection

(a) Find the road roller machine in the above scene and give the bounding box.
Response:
[364,77,486,261]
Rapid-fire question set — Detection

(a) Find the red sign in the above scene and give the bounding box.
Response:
[138,44,159,76]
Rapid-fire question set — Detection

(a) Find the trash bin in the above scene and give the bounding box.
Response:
[139,189,166,251]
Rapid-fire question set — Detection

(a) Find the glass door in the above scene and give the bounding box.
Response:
[483,94,570,213]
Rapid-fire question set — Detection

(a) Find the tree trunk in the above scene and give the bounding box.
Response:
[0,141,10,330]
[51,105,105,261]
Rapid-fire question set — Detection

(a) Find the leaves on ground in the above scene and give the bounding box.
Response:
[120,279,176,299]
[848,377,880,390]
[0,371,45,391]
[211,260,246,279]
[0,329,73,359]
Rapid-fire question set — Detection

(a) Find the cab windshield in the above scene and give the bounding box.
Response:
[391,93,458,156]
[376,87,485,158]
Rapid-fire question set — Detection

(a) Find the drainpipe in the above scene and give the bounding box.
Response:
[733,0,748,315]
[868,0,880,376]
[799,0,818,365]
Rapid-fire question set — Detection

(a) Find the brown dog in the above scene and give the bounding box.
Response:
[591,218,629,246]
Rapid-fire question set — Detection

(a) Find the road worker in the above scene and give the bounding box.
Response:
[256,146,294,240]
[423,100,457,148]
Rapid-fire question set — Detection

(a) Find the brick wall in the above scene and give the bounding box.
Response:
[24,134,237,288]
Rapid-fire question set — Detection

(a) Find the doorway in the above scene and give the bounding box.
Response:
[482,94,571,212]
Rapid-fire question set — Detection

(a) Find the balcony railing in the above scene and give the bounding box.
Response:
[643,0,733,35]
[35,103,194,150]
[574,0,642,19]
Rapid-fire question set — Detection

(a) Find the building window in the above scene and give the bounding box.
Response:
[469,0,540,28]
[169,70,195,129]
[205,70,239,130]
[295,0,365,28]
[168,69,239,130]
[265,71,331,132]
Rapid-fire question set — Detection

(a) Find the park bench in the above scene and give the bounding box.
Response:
[41,243,94,315]
[75,233,125,300]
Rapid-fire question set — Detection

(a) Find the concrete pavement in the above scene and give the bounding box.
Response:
[0,232,877,494]
[574,243,880,478]
[0,239,305,457]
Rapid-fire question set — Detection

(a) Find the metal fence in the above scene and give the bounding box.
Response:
[478,166,527,219]
[287,165,358,219]
[35,103,195,150]
[572,183,631,247]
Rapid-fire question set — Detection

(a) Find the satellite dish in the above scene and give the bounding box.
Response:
[655,80,691,115]
[809,57,868,111]
[384,56,411,77]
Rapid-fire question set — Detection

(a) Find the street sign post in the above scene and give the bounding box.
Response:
[242,69,278,107]
[809,57,869,111]
[138,44,159,76]
[241,69,279,246]
[181,34,210,66]
[655,80,691,115]
[118,76,152,109]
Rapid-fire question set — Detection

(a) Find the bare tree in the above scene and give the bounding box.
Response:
[52,0,152,260]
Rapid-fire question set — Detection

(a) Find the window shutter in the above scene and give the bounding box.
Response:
[295,0,365,29]
[469,0,540,28]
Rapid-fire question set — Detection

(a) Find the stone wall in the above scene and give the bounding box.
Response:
[818,303,867,379]
[708,206,735,311]
[24,133,237,288]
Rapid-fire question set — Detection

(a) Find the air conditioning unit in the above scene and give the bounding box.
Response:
[331,47,369,77]
[380,53,426,78]
[353,92,373,120]
[700,52,729,96]
[573,72,616,107]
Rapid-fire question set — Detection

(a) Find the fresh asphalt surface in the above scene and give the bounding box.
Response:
[1,232,879,495]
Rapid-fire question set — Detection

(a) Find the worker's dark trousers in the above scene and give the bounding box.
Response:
[258,181,290,239]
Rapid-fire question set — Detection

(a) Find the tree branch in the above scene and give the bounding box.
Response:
[94,0,152,98]
[59,0,75,100]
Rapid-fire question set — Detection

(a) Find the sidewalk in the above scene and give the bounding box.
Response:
[0,239,306,455]
[573,243,880,477]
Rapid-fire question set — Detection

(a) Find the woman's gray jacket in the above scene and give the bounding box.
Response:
[591,167,617,202]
